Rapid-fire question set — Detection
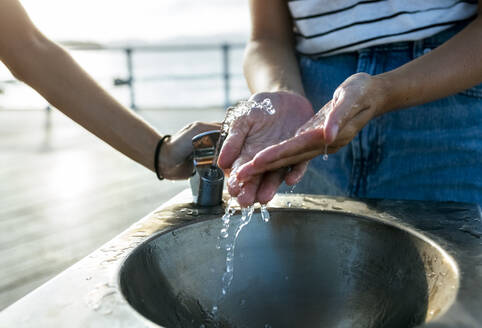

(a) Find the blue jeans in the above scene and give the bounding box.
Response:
[293,24,482,205]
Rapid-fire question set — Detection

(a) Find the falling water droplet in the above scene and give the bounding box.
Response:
[211,306,218,315]
[260,205,270,222]
[220,228,228,239]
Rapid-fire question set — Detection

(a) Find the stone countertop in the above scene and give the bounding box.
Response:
[0,190,480,328]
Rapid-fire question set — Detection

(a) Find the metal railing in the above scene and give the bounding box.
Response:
[0,42,246,111]
[111,42,245,110]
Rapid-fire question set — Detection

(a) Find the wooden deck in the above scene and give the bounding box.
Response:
[0,107,224,310]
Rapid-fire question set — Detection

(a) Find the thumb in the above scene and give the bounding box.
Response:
[217,120,249,170]
[323,90,351,144]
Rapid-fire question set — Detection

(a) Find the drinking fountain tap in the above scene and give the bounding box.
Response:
[190,130,225,207]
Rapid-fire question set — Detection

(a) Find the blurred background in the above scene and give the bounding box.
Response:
[0,0,250,309]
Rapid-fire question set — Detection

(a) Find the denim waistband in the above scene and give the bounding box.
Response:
[357,20,472,54]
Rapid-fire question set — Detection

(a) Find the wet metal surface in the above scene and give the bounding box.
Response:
[120,210,459,328]
[0,191,480,328]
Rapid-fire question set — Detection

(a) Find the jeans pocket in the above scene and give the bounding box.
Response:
[459,82,482,98]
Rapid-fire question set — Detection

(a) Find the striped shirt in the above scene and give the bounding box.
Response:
[288,0,478,57]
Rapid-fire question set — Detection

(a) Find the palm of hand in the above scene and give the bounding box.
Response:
[235,73,381,183]
[218,91,314,206]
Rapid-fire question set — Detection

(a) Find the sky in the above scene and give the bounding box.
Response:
[1,1,251,109]
[20,0,250,43]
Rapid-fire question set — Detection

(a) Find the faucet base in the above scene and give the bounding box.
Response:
[190,166,224,207]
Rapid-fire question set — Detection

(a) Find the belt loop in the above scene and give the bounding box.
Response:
[412,39,423,59]
[356,48,371,73]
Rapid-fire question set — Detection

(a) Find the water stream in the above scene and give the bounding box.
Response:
[211,99,276,317]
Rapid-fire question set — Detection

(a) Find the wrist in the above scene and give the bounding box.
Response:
[374,70,418,115]
[155,135,171,180]
[250,89,305,101]
[269,84,306,97]
[371,73,399,117]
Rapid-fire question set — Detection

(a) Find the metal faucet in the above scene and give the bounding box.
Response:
[190,130,225,206]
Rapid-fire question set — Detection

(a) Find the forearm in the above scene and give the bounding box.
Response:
[5,36,161,171]
[377,17,482,114]
[243,39,305,96]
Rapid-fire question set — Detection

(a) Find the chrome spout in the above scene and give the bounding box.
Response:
[190,130,224,207]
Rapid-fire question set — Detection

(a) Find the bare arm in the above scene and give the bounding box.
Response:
[234,5,482,182]
[321,6,482,143]
[217,0,315,205]
[243,0,305,96]
[0,0,215,178]
[378,11,482,114]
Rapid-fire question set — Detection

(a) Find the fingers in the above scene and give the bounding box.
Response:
[296,101,331,136]
[217,119,249,170]
[226,152,252,196]
[285,161,309,185]
[236,175,262,207]
[236,129,323,180]
[256,169,287,204]
[236,149,320,187]
[164,160,194,180]
[162,121,221,180]
[323,87,371,144]
[180,121,221,137]
[264,150,321,173]
[323,91,347,144]
[227,171,243,197]
[234,107,371,182]
[170,121,221,156]
[228,167,286,206]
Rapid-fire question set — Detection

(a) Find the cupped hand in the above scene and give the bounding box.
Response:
[236,73,386,180]
[160,121,221,180]
[217,91,314,206]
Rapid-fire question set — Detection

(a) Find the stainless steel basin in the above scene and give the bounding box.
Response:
[119,208,459,328]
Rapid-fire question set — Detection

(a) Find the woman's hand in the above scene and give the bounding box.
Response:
[235,73,387,181]
[217,91,314,206]
[159,122,221,180]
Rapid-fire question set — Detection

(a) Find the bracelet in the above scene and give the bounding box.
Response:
[154,135,171,180]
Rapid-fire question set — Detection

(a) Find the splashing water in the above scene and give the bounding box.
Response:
[212,98,276,167]
[216,198,236,250]
[213,201,271,315]
[221,206,255,296]
[323,144,329,161]
[211,98,276,316]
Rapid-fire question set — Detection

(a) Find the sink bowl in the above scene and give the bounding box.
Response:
[119,209,459,328]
